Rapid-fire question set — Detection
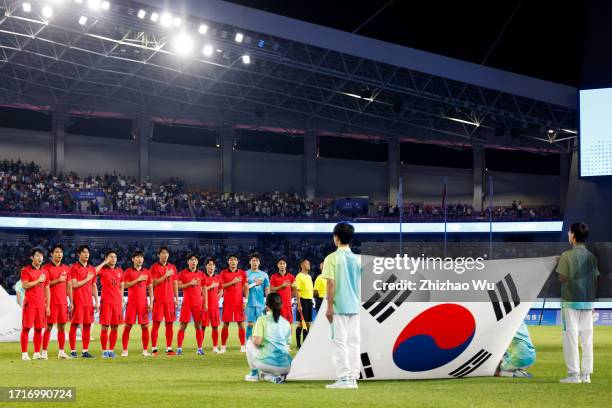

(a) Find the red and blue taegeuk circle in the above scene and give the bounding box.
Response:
[392,304,476,372]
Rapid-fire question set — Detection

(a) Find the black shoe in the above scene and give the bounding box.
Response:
[81,351,95,358]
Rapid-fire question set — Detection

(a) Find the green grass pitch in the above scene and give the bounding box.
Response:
[1,325,610,408]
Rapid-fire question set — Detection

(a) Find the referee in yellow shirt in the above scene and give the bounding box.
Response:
[313,261,327,313]
[295,259,314,348]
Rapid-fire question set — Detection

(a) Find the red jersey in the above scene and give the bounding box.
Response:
[219,268,247,305]
[204,274,221,309]
[43,262,69,305]
[99,266,124,305]
[69,262,97,307]
[150,262,177,302]
[21,264,46,308]
[270,272,295,308]
[178,269,205,307]
[122,267,152,306]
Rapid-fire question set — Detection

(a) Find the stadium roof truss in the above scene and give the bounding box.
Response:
[0,0,577,153]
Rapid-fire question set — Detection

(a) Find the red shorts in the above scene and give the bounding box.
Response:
[202,308,220,327]
[222,304,245,323]
[99,303,123,326]
[71,305,95,325]
[125,303,149,325]
[179,304,202,323]
[22,303,46,329]
[281,305,293,323]
[152,301,176,322]
[47,304,68,324]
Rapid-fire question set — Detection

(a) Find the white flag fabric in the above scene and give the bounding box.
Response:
[288,256,555,380]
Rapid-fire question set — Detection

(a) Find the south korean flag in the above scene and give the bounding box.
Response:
[287,255,555,381]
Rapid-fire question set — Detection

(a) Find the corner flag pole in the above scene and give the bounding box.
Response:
[443,177,447,257]
[488,176,493,259]
[398,176,403,256]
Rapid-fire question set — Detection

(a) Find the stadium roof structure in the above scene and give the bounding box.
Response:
[0,0,577,153]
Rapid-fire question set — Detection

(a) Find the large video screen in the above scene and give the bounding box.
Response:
[579,88,612,177]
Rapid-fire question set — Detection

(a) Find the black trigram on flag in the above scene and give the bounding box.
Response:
[488,274,521,321]
[448,349,492,378]
[359,352,375,379]
[362,274,411,323]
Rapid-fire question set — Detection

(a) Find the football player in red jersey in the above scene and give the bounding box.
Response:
[95,250,124,358]
[270,257,296,324]
[20,247,50,361]
[149,246,179,356]
[203,258,222,353]
[68,245,98,358]
[219,254,249,353]
[41,244,70,359]
[176,253,208,355]
[121,250,153,357]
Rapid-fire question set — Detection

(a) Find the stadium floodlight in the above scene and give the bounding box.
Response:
[241,54,250,64]
[203,44,213,56]
[87,0,101,11]
[150,12,159,22]
[22,2,32,12]
[137,9,146,19]
[235,32,244,43]
[41,5,53,18]
[198,24,208,34]
[78,15,88,25]
[160,12,172,27]
[101,1,110,10]
[172,33,193,56]
[173,17,181,27]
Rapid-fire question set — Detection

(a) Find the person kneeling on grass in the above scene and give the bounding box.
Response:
[244,293,292,384]
[495,322,535,378]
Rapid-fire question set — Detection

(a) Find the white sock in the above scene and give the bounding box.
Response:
[82,349,88,353]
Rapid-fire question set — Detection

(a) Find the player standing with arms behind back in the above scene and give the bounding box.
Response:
[323,222,362,389]
[203,258,222,353]
[121,250,153,357]
[42,244,70,359]
[150,246,179,356]
[219,254,248,353]
[20,248,50,361]
[246,253,270,340]
[68,245,98,358]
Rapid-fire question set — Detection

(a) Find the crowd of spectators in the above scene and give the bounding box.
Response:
[0,158,560,222]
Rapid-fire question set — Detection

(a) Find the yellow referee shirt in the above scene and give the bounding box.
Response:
[295,272,314,300]
[313,274,327,298]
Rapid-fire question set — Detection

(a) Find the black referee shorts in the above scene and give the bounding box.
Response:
[299,298,313,322]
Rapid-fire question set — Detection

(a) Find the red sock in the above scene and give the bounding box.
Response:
[33,329,42,353]
[122,326,132,351]
[177,329,185,348]
[212,327,219,347]
[20,327,30,353]
[165,323,174,349]
[151,322,160,348]
[82,324,91,351]
[109,329,118,350]
[42,327,51,351]
[238,327,246,346]
[100,327,109,350]
[221,326,229,346]
[196,328,203,348]
[141,326,150,350]
[58,329,65,351]
[69,325,77,351]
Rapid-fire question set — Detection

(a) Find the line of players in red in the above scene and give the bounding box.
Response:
[19,244,296,360]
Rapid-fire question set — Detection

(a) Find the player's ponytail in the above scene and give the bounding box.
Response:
[266,292,282,323]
